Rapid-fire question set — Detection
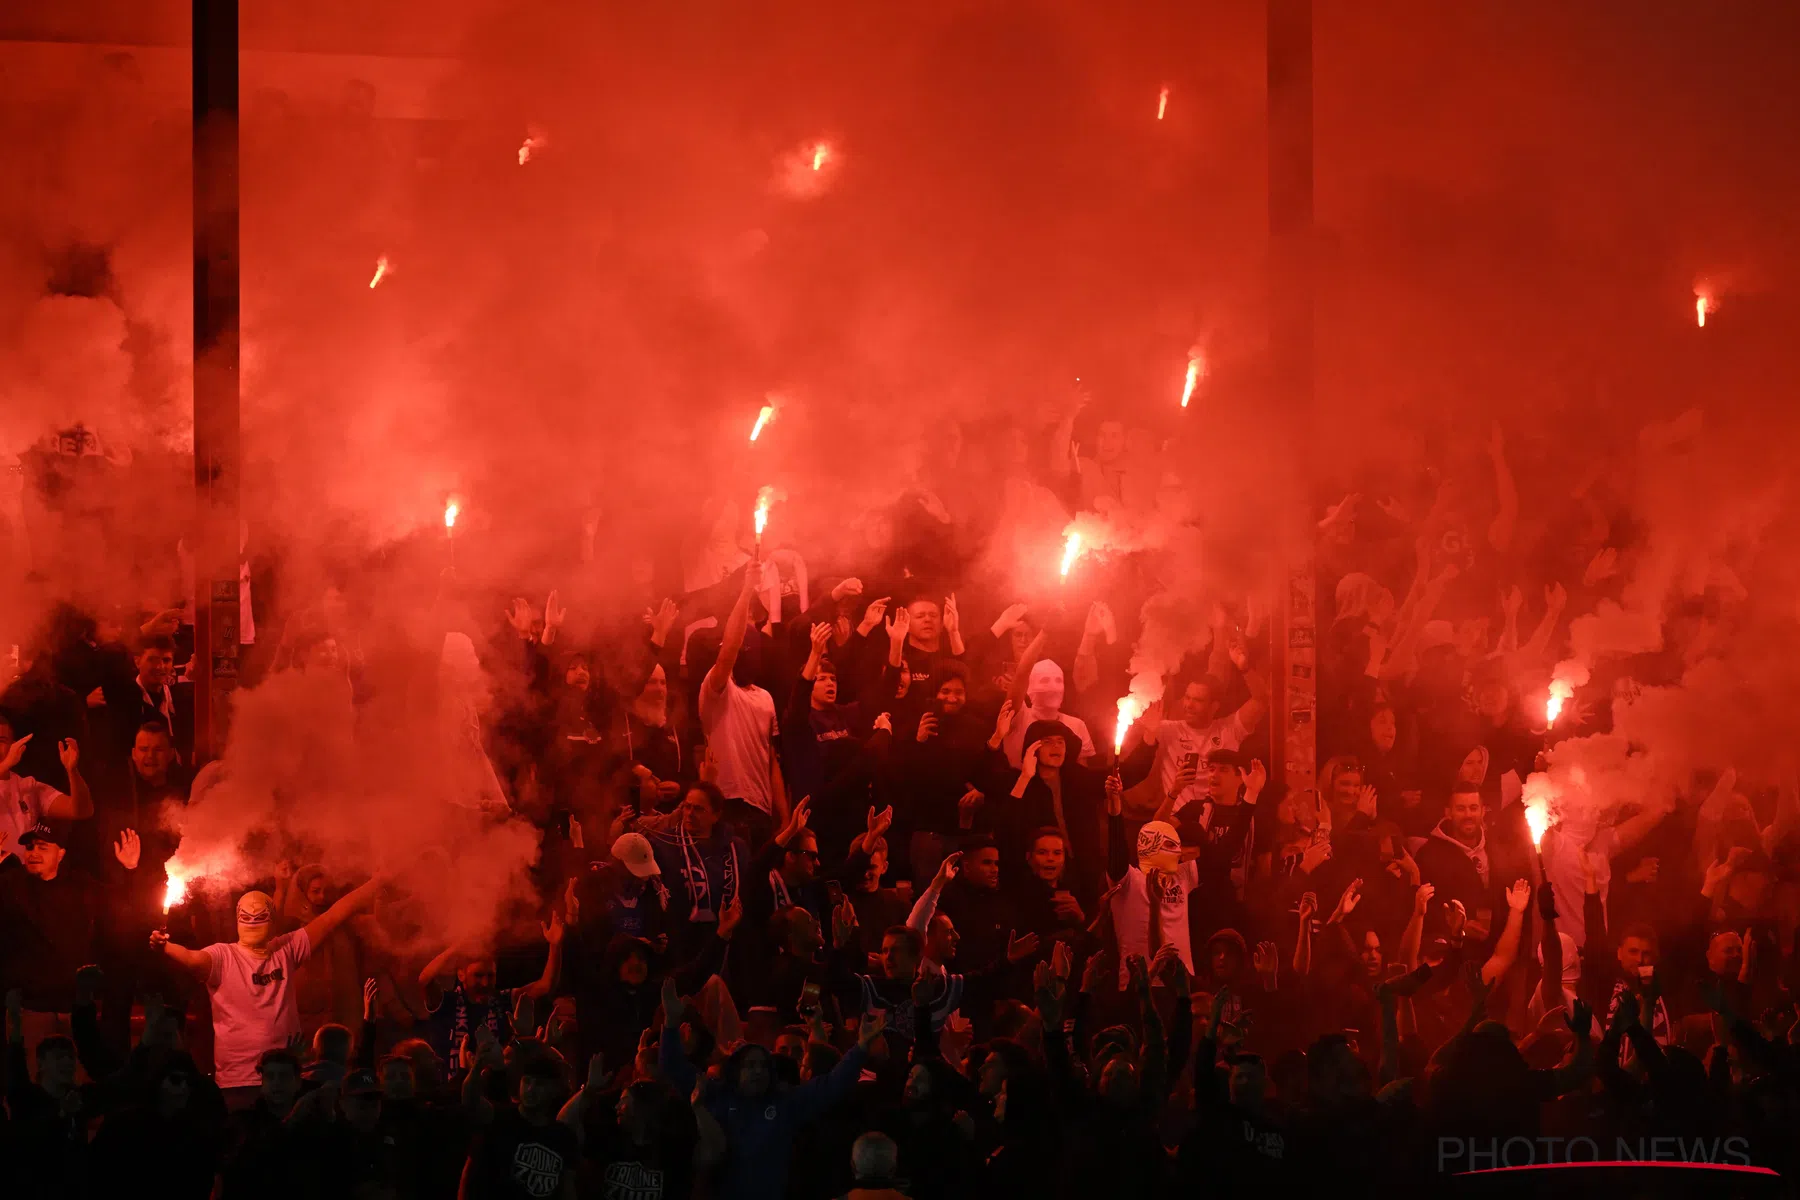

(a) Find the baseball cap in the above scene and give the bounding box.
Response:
[343,1068,381,1096]
[16,821,70,848]
[1204,747,1246,770]
[612,832,660,879]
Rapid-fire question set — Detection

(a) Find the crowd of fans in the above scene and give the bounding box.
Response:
[3,413,1799,1198]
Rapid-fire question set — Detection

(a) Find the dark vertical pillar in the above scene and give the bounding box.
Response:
[192,0,240,765]
[1268,0,1318,806]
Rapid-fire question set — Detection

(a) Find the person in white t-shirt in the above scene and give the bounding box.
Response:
[698,567,788,843]
[1144,660,1268,814]
[152,877,380,1106]
[0,717,94,864]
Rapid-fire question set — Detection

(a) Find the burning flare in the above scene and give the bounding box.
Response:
[1524,800,1550,848]
[1114,695,1147,756]
[163,870,190,913]
[368,256,390,289]
[750,404,777,442]
[754,486,775,542]
[811,142,830,172]
[519,135,544,166]
[1059,531,1082,579]
[444,499,460,530]
[1179,355,1202,408]
[1695,292,1711,328]
[1545,679,1572,725]
[1157,86,1169,120]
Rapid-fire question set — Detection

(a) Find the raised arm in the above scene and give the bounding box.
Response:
[1480,880,1531,985]
[1485,423,1518,552]
[302,876,382,949]
[1006,629,1049,713]
[907,852,960,934]
[517,912,567,1001]
[148,930,212,978]
[45,738,95,820]
[703,569,758,697]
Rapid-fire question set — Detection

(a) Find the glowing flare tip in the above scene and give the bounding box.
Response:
[444,500,460,531]
[811,143,829,172]
[1695,294,1710,327]
[162,872,188,913]
[1525,802,1550,848]
[1157,87,1169,120]
[1059,532,1082,579]
[750,404,776,442]
[1113,696,1144,756]
[1180,357,1201,408]
[754,486,775,538]
[368,256,389,289]
[518,136,543,166]
[1545,679,1572,725]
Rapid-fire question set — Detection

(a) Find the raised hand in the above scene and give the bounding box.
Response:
[916,712,939,743]
[1296,892,1319,922]
[1051,939,1074,981]
[865,805,894,843]
[1413,882,1436,915]
[1084,600,1116,644]
[872,711,893,734]
[1500,585,1523,618]
[991,700,1017,745]
[542,590,567,636]
[587,1053,613,1093]
[1138,699,1164,738]
[857,598,891,636]
[1019,739,1042,776]
[832,898,859,949]
[363,977,379,1021]
[648,597,681,643]
[1253,941,1280,986]
[808,622,832,657]
[1505,879,1532,912]
[991,602,1029,637]
[112,829,141,871]
[1104,771,1123,816]
[1329,879,1363,924]
[58,738,80,773]
[831,578,864,601]
[931,851,963,889]
[1583,548,1620,588]
[857,1009,888,1048]
[1005,929,1041,963]
[885,606,911,647]
[1544,582,1568,613]
[957,787,984,827]
[1245,759,1267,801]
[1355,784,1378,820]
[660,976,683,1024]
[942,593,961,638]
[0,732,34,776]
[542,911,567,948]
[1445,899,1468,941]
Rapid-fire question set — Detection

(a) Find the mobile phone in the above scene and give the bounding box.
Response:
[826,880,845,910]
[1182,752,1200,772]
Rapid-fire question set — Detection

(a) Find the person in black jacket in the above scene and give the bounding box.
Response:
[894,665,988,884]
[987,719,1109,904]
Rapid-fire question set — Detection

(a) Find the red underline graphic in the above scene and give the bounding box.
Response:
[1461,1161,1779,1177]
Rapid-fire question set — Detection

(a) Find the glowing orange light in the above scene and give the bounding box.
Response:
[1180,356,1202,408]
[369,256,390,289]
[1114,695,1145,756]
[1059,532,1082,579]
[1525,801,1550,848]
[1546,679,1571,725]
[1157,87,1169,120]
[754,486,775,544]
[750,404,776,442]
[163,870,189,913]
[444,499,460,531]
[519,136,542,166]
[811,143,829,172]
[1695,293,1710,328]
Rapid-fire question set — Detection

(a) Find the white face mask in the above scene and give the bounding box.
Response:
[1026,661,1065,712]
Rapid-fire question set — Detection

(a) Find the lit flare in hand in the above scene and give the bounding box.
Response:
[1157,86,1169,120]
[750,404,777,442]
[1695,292,1711,328]
[1546,679,1572,725]
[1114,695,1147,755]
[163,869,191,913]
[1059,531,1082,579]
[754,486,775,544]
[444,499,460,530]
[368,256,390,289]
[1525,800,1550,848]
[1180,355,1203,408]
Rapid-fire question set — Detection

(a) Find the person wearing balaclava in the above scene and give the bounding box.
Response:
[152,875,381,1108]
[1106,812,1203,988]
[1000,629,1096,768]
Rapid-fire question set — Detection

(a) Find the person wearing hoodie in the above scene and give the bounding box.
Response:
[1414,785,1500,932]
[658,977,884,1200]
[895,665,988,883]
[999,648,1097,768]
[781,622,890,857]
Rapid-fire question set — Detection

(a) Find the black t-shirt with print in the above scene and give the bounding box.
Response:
[581,1121,696,1200]
[467,1108,579,1200]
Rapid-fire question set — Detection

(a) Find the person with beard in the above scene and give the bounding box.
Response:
[620,657,688,819]
[152,879,381,1108]
[699,568,789,847]
[98,633,194,768]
